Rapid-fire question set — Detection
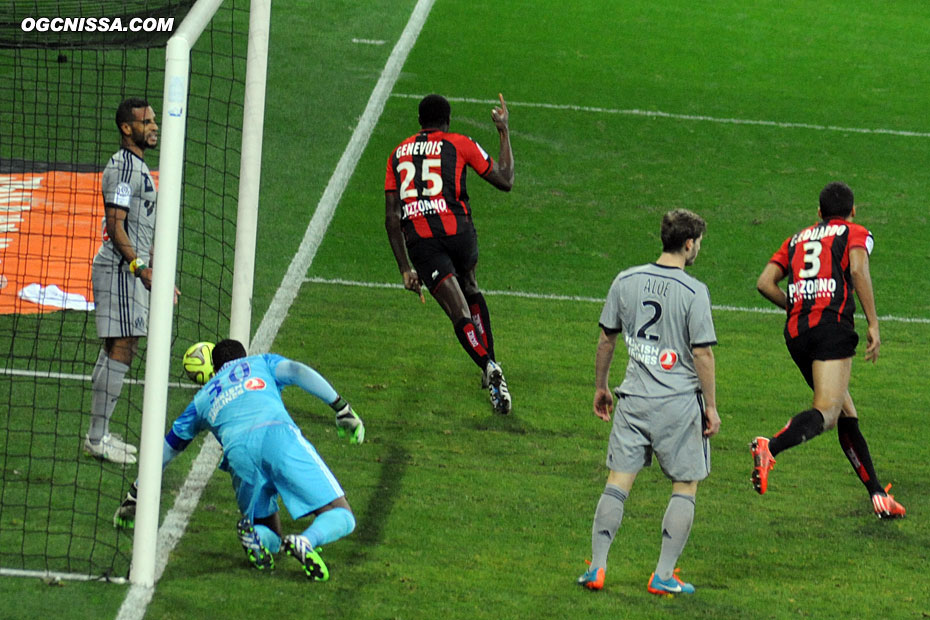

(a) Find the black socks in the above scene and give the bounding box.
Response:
[769,408,825,456]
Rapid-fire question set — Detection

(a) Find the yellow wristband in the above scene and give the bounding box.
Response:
[129,258,147,277]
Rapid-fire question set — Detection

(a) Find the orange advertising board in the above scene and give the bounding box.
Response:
[0,171,102,314]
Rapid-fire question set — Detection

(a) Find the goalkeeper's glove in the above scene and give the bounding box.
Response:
[335,405,365,445]
[113,480,138,529]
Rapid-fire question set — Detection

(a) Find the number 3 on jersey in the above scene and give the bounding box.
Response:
[398,158,443,200]
[799,241,822,278]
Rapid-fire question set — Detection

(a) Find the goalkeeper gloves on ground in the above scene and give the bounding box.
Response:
[335,405,365,445]
[113,480,138,529]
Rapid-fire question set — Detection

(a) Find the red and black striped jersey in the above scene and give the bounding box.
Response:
[769,219,874,338]
[385,129,493,241]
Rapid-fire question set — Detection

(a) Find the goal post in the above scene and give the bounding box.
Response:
[131,0,269,587]
[229,0,272,349]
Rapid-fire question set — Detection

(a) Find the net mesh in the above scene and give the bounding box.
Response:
[0,0,248,579]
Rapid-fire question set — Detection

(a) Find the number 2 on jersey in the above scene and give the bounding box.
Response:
[637,300,662,341]
[397,158,443,200]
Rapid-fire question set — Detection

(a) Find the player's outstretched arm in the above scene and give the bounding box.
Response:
[849,247,880,362]
[482,93,514,192]
[756,262,787,309]
[275,359,367,444]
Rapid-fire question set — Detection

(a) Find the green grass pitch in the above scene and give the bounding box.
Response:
[3,0,930,618]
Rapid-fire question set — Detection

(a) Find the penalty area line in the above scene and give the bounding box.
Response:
[0,366,199,386]
[304,276,930,325]
[391,93,930,139]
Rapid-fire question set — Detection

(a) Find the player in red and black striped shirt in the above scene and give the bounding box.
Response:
[750,182,904,519]
[385,94,514,414]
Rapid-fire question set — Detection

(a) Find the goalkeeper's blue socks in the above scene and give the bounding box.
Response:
[255,524,282,554]
[302,507,356,548]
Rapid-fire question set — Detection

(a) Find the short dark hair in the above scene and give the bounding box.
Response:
[661,209,706,253]
[819,182,854,218]
[212,338,247,369]
[418,94,450,128]
[115,97,149,129]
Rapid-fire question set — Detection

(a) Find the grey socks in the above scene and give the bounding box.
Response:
[88,349,129,442]
[590,484,628,570]
[655,493,695,580]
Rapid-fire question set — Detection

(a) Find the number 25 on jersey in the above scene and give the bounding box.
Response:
[397,159,443,200]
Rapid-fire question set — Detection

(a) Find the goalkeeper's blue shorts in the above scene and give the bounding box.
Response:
[226,421,344,521]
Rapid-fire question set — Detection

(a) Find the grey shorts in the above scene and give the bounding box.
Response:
[92,264,149,338]
[606,391,710,482]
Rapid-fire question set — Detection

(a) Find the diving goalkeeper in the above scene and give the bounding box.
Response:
[114,339,365,581]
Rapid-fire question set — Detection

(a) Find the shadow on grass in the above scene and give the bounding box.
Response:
[318,442,409,618]
[347,441,409,553]
[471,412,529,435]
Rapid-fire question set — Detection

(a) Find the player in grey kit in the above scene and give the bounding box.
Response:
[577,208,720,595]
[85,97,160,465]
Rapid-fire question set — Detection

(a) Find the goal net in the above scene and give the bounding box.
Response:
[0,0,250,581]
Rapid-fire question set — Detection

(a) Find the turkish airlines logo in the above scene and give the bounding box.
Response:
[659,349,678,370]
[244,377,266,391]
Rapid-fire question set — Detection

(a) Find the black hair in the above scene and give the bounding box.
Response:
[115,97,149,130]
[212,338,247,369]
[418,94,451,128]
[661,208,706,253]
[819,182,854,218]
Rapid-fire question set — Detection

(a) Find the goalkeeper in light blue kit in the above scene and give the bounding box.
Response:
[115,339,365,581]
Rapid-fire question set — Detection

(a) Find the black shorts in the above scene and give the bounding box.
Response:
[406,227,479,293]
[785,323,859,389]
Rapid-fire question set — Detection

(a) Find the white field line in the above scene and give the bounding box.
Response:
[304,276,930,325]
[0,567,127,584]
[0,366,198,386]
[115,0,437,617]
[391,93,930,139]
[9,273,924,386]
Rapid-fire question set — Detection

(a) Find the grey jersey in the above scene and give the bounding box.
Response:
[94,148,157,269]
[599,263,716,398]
